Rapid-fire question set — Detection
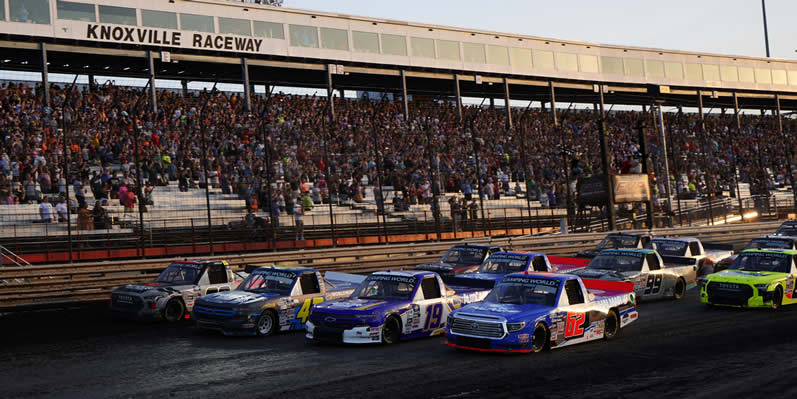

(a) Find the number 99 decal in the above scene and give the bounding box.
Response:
[644,274,662,295]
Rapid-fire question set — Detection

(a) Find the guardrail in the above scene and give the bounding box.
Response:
[0,221,783,310]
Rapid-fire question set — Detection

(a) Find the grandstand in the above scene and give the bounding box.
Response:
[1,0,796,262]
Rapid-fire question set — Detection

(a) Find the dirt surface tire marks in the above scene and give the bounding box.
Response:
[1,290,796,399]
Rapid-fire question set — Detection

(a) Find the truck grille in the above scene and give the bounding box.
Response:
[193,305,236,319]
[111,294,144,311]
[450,317,505,339]
[707,282,753,306]
[309,312,362,329]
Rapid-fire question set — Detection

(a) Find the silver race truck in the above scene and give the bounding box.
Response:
[646,237,734,276]
[570,249,697,301]
[192,265,365,336]
[575,233,654,259]
[110,260,245,322]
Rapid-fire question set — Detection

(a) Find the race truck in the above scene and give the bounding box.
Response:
[569,249,697,301]
[774,220,797,237]
[192,266,364,336]
[714,235,797,273]
[700,249,797,309]
[415,243,503,276]
[574,233,653,259]
[445,272,637,353]
[110,260,245,322]
[305,270,490,345]
[446,252,553,287]
[645,237,734,276]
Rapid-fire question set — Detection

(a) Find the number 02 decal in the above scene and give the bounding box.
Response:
[564,312,585,338]
[644,275,663,295]
[423,303,444,330]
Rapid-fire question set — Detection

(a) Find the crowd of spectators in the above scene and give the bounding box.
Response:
[0,80,794,227]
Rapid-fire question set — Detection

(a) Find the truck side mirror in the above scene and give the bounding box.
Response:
[447,289,456,297]
[589,293,595,301]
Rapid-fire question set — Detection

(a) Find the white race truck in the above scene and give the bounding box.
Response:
[645,237,734,276]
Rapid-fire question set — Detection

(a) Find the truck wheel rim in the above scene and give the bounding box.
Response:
[258,315,272,334]
[606,313,618,337]
[532,326,546,351]
[165,302,180,320]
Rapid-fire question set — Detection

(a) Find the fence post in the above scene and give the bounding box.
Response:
[503,208,509,234]
[191,219,196,254]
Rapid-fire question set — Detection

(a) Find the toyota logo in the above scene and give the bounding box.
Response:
[325,316,336,322]
[471,322,479,330]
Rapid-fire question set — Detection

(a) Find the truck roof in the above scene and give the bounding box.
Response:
[491,251,541,258]
[502,271,574,283]
[250,265,317,274]
[373,270,434,279]
[451,243,500,250]
[651,237,699,243]
[741,249,797,256]
[600,248,656,256]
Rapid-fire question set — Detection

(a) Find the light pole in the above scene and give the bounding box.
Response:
[762,0,771,57]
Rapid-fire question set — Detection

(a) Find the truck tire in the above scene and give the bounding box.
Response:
[772,287,783,310]
[531,323,549,353]
[603,309,620,340]
[381,316,402,344]
[163,299,185,323]
[673,278,686,300]
[256,310,277,336]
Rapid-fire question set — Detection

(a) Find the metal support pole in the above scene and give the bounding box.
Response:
[548,81,558,126]
[241,57,252,112]
[776,94,797,213]
[261,122,277,251]
[637,120,655,230]
[40,43,50,108]
[181,80,188,96]
[454,74,463,122]
[503,77,513,129]
[87,74,95,92]
[470,118,487,235]
[326,65,335,121]
[696,92,711,225]
[146,51,157,113]
[762,0,771,58]
[733,92,746,221]
[424,122,442,241]
[666,116,685,225]
[599,88,617,230]
[400,70,409,120]
[371,108,389,244]
[61,75,79,263]
[656,106,673,227]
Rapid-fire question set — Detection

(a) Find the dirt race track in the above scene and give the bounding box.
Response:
[2,289,796,399]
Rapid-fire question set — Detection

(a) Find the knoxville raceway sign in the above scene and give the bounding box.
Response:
[83,23,264,53]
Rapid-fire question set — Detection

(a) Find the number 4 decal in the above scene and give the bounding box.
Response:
[564,312,586,338]
[296,297,324,323]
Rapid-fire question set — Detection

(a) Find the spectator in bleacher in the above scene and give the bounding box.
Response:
[55,196,68,223]
[39,197,53,223]
[92,201,107,230]
[77,203,92,230]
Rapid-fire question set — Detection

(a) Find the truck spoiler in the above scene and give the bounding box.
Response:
[702,243,734,251]
[582,279,635,295]
[660,256,698,267]
[442,276,497,290]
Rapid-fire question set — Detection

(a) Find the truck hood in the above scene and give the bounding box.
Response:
[312,298,410,317]
[415,262,458,273]
[455,302,553,323]
[571,268,637,282]
[707,270,789,284]
[456,272,506,282]
[197,290,282,306]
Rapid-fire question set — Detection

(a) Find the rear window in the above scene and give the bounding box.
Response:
[441,246,486,266]
[588,252,644,272]
[648,240,688,257]
[477,254,530,274]
[598,235,638,249]
[746,239,793,250]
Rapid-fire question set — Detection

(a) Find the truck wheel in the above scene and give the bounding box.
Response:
[163,299,185,323]
[531,323,549,353]
[381,316,402,344]
[256,310,277,336]
[772,287,783,310]
[604,309,620,340]
[673,278,686,300]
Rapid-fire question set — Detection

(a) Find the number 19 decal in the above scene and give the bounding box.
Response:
[424,303,444,330]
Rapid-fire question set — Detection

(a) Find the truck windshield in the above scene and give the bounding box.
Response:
[239,270,297,295]
[597,235,638,250]
[477,255,529,274]
[775,225,797,237]
[156,263,202,285]
[588,253,644,272]
[745,239,793,250]
[485,276,560,307]
[732,253,792,273]
[647,240,688,256]
[353,275,417,300]
[441,247,486,266]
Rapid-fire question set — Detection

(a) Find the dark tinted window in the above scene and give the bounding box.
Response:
[299,272,320,294]
[532,256,547,272]
[688,242,700,255]
[646,254,661,270]
[207,263,228,284]
[420,277,441,299]
[564,280,584,305]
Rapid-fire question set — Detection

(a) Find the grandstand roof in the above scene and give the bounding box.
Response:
[1,0,797,110]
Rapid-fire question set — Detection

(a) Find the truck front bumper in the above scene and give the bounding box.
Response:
[305,321,382,344]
